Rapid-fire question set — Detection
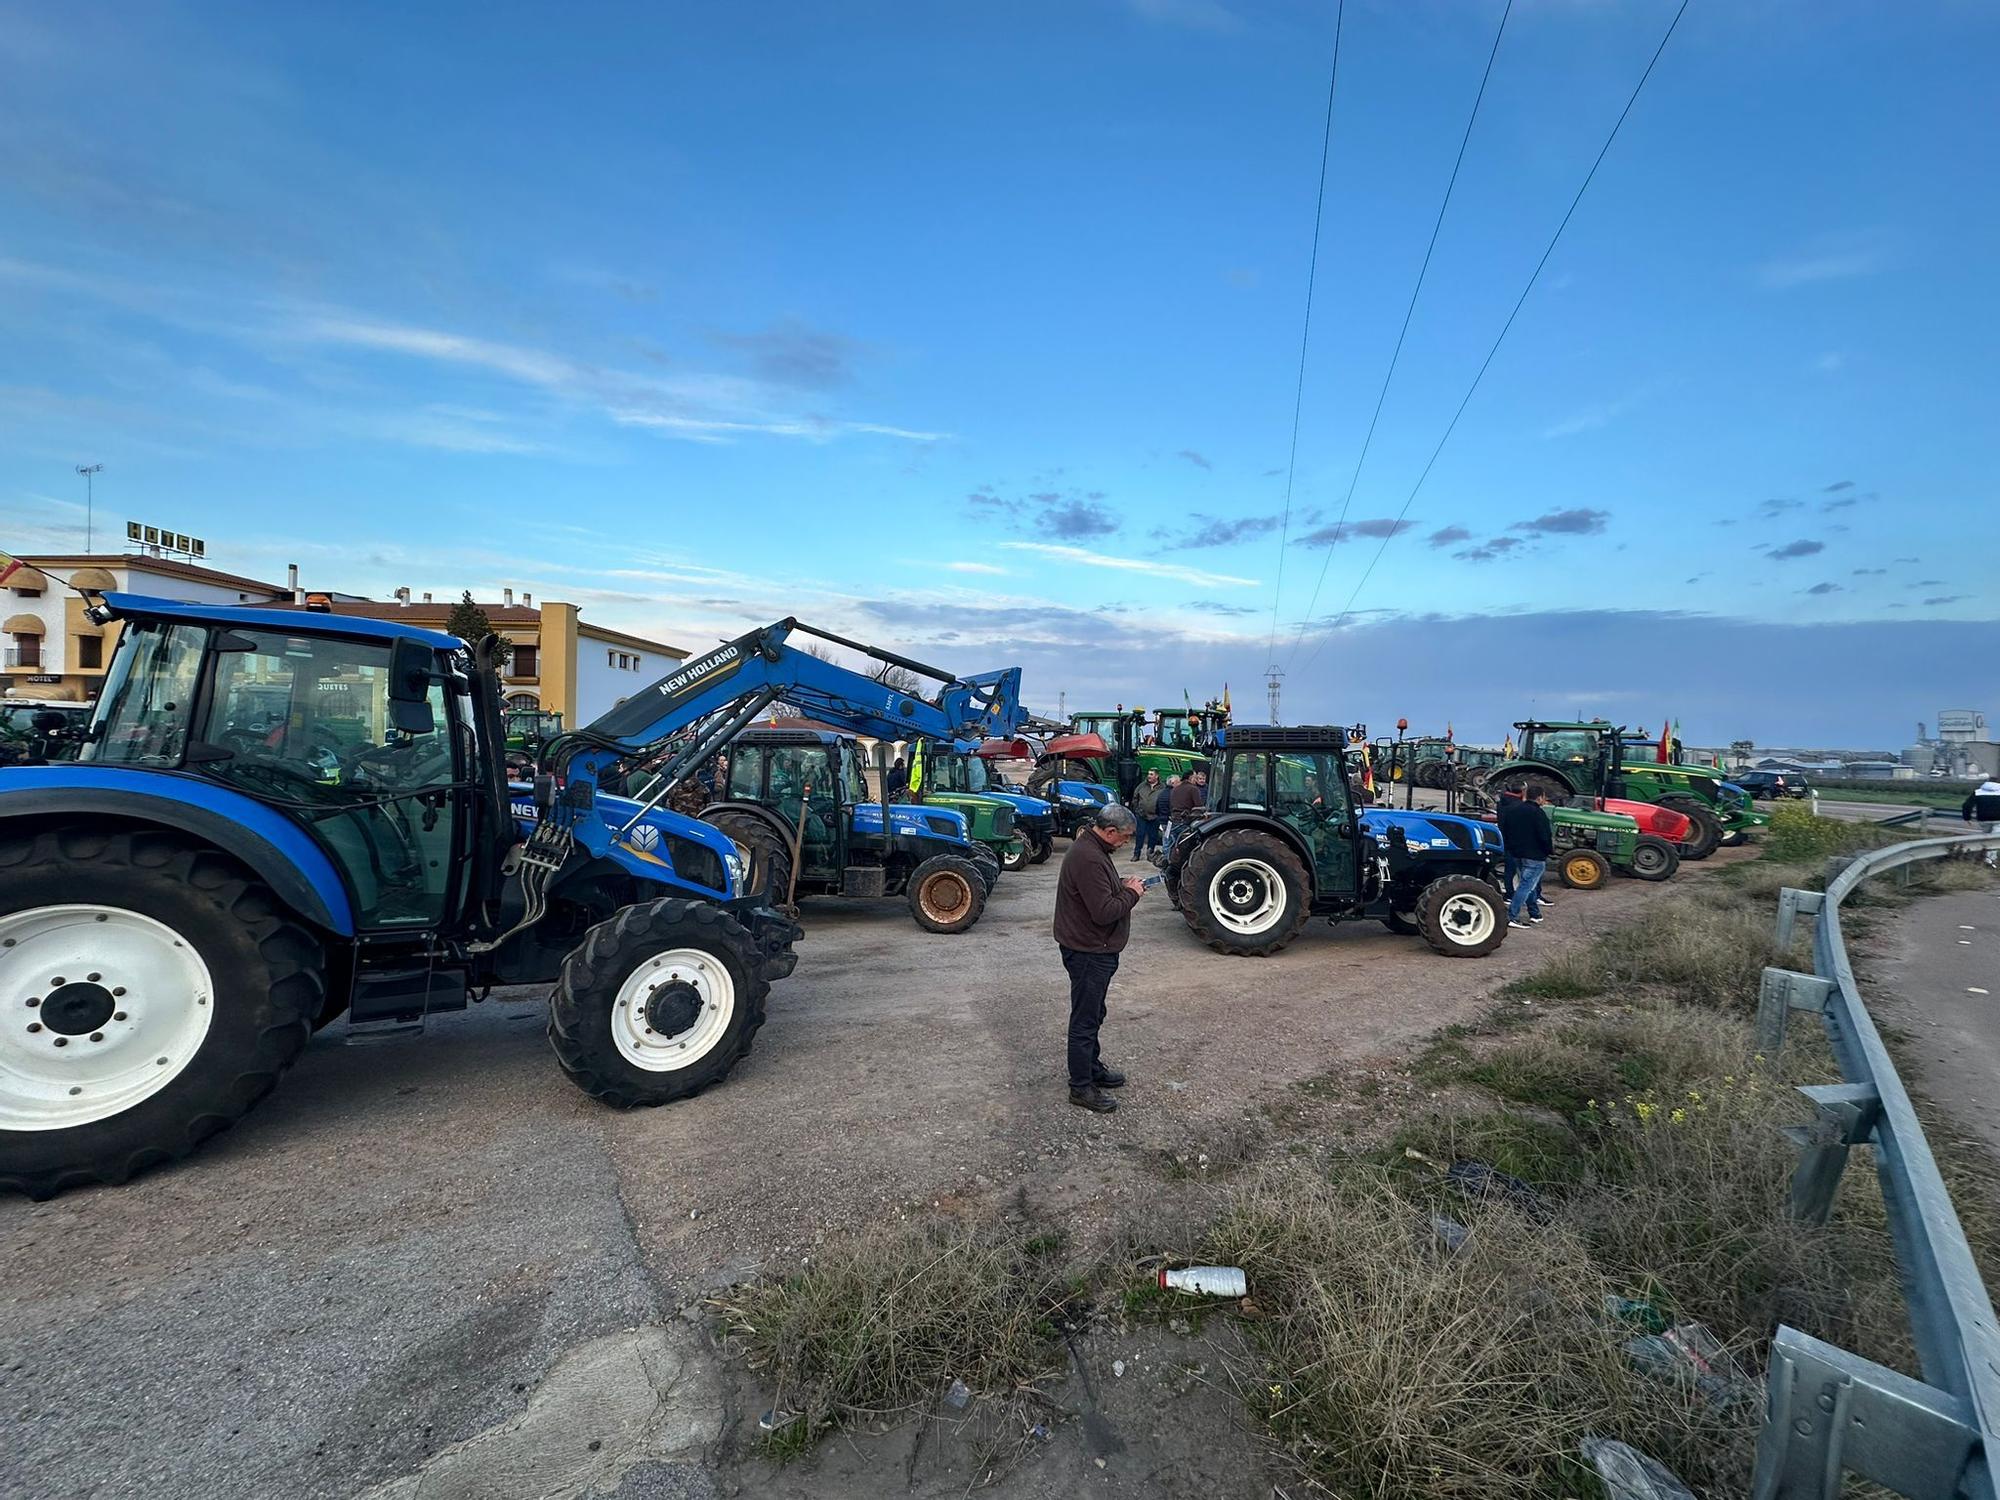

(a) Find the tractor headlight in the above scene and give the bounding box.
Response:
[725,840,749,891]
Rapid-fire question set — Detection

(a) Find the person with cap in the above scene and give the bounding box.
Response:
[1053,803,1147,1113]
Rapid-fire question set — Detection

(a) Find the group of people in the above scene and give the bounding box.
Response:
[1493,785,1557,928]
[1128,766,1207,863]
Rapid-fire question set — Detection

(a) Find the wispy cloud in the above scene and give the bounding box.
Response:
[1759,231,1893,289]
[944,561,1008,576]
[1157,513,1278,551]
[1174,448,1213,471]
[998,541,1257,588]
[1427,525,1473,549]
[1294,518,1416,548]
[1769,539,1825,560]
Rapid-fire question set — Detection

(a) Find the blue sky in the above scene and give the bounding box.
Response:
[3,0,1994,746]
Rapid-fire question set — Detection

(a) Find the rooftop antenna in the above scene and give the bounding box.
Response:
[75,463,103,551]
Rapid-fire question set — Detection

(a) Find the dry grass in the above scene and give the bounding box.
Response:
[1204,1167,1741,1498]
[716,1218,1085,1457]
[1503,887,1803,1011]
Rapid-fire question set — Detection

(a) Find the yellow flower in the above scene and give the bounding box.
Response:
[1686,1090,1703,1104]
[1670,1108,1688,1125]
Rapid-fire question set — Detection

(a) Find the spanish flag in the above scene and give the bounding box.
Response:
[0,549,22,588]
[1656,718,1672,764]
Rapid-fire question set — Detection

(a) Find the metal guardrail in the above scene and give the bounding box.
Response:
[1752,832,2000,1500]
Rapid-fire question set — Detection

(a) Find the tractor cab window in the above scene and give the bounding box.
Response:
[196,630,459,929]
[1220,752,1270,812]
[961,753,995,793]
[1528,729,1598,766]
[87,622,207,766]
[842,745,871,805]
[726,746,764,799]
[1155,715,1201,750]
[1273,752,1347,818]
[766,746,838,863]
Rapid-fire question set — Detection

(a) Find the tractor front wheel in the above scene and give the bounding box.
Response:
[909,856,988,934]
[1658,797,1722,861]
[549,899,768,1107]
[998,839,1029,874]
[1029,834,1054,866]
[1413,875,1507,957]
[0,828,325,1199]
[1180,829,1311,956]
[1629,835,1680,882]
[1557,850,1610,890]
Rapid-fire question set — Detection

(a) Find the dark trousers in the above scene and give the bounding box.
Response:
[1502,853,1520,898]
[1060,947,1119,1088]
[1134,815,1160,858]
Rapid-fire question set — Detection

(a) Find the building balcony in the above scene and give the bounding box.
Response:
[4,648,47,670]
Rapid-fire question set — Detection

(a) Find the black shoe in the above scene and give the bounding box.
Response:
[1092,1066,1127,1088]
[1069,1085,1118,1113]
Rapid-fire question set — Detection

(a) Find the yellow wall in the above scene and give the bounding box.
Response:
[541,603,580,721]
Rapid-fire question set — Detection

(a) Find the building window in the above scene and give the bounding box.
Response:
[5,634,40,669]
[607,649,616,668]
[77,636,103,670]
[512,644,537,678]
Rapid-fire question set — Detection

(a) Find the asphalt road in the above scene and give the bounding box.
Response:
[1873,881,2000,1160]
[0,844,1728,1500]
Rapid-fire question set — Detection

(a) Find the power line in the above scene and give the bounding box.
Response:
[1264,0,1345,668]
[1297,0,1693,671]
[1286,0,1514,666]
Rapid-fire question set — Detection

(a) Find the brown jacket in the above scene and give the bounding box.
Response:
[1169,779,1205,818]
[1054,830,1140,953]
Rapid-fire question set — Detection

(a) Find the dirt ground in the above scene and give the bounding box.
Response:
[1,845,1736,1499]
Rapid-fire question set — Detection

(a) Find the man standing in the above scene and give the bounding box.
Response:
[1962,779,2000,869]
[1133,768,1165,861]
[1497,787,1554,928]
[1054,804,1146,1113]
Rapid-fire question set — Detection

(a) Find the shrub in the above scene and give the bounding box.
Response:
[1763,802,1900,864]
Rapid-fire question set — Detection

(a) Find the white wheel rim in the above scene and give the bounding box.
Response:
[611,947,736,1073]
[1208,858,1286,935]
[0,904,215,1131]
[1437,893,1496,946]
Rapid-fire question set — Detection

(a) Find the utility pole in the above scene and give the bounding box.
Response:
[1265,664,1284,726]
[75,464,103,551]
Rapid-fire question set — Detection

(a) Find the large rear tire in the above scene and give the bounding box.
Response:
[1180,829,1311,956]
[908,855,988,934]
[1557,850,1610,891]
[702,808,795,904]
[1629,835,1680,882]
[1486,768,1573,805]
[1658,797,1722,861]
[548,899,768,1107]
[1414,874,1507,957]
[0,827,325,1199]
[967,843,1001,894]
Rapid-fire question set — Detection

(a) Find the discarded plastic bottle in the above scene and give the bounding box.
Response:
[1158,1265,1247,1297]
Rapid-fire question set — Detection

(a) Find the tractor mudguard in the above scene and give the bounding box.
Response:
[0,766,355,934]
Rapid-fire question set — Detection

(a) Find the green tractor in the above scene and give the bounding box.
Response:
[1475,721,1766,860]
[1542,804,1680,887]
[1028,703,1223,804]
[503,707,565,774]
[903,738,1043,871]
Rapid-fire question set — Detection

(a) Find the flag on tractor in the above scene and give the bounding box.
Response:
[1502,733,1516,757]
[1222,683,1230,713]
[1361,741,1376,795]
[1656,718,1672,764]
[1446,721,1454,742]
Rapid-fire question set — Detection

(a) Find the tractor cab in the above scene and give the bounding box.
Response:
[1151,699,1229,753]
[79,599,484,933]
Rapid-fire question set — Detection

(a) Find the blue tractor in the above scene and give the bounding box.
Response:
[0,599,1022,1196]
[1164,725,1509,957]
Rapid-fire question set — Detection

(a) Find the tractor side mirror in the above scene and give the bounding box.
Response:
[387,638,436,736]
[30,710,68,735]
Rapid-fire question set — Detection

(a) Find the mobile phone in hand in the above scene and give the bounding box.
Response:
[1141,874,1164,890]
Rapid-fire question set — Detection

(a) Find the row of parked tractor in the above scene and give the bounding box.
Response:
[0,583,1765,1199]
